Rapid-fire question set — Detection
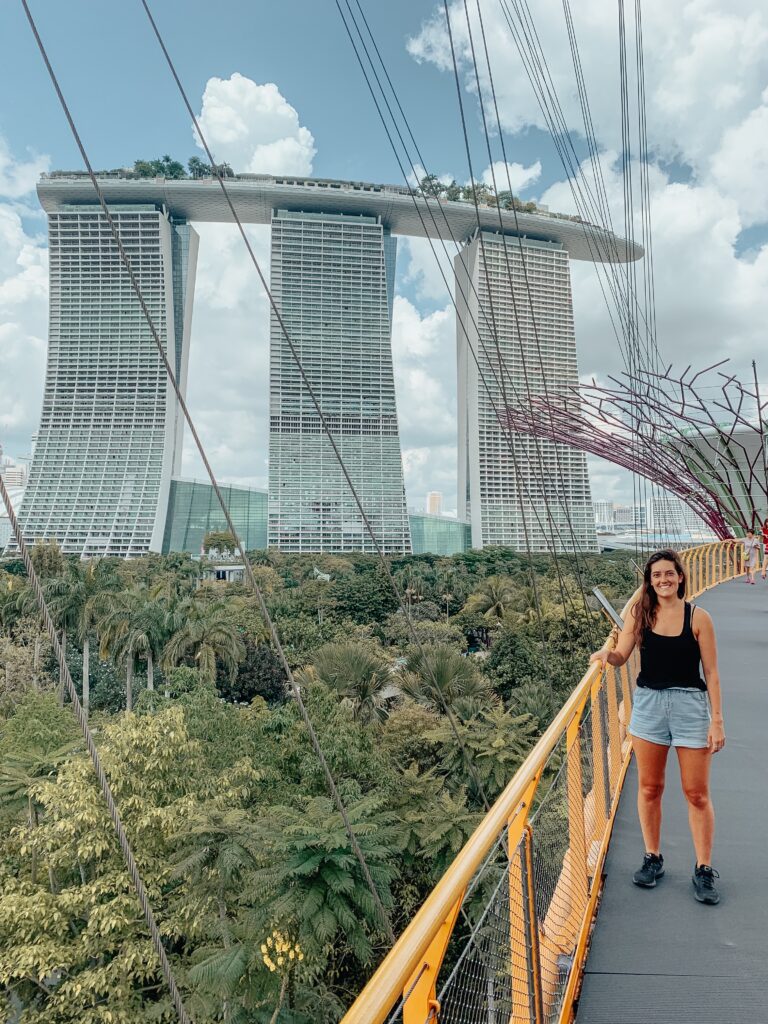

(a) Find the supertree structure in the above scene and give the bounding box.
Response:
[503,361,768,539]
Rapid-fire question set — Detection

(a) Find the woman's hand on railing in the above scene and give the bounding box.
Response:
[589,649,610,669]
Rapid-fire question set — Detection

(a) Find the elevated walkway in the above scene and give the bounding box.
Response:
[577,578,768,1022]
[342,542,747,1024]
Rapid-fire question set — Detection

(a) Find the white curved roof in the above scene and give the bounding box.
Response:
[38,173,642,264]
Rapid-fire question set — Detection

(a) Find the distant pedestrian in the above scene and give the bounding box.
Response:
[743,529,760,584]
[590,549,724,905]
[761,518,768,580]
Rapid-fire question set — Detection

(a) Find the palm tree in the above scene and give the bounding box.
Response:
[98,585,180,709]
[310,642,393,726]
[47,559,121,717]
[463,575,519,621]
[400,644,491,714]
[162,597,245,685]
[395,566,427,620]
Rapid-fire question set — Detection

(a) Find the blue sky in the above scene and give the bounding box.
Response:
[2,0,768,514]
[0,1,557,198]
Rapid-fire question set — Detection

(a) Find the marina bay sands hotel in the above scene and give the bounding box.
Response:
[13,173,639,558]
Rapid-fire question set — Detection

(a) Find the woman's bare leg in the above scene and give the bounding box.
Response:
[676,745,714,865]
[632,736,670,854]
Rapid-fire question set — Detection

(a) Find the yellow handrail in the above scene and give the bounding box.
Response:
[342,540,741,1024]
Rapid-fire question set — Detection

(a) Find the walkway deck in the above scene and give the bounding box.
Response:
[577,579,768,1022]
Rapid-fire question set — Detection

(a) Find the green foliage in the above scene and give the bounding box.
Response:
[202,529,237,554]
[309,642,392,726]
[0,546,629,1019]
[327,567,399,624]
[216,641,287,705]
[133,154,187,179]
[427,701,539,803]
[380,612,465,651]
[400,644,491,714]
[29,540,65,579]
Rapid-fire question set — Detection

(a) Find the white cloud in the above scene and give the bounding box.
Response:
[399,236,453,303]
[391,297,458,507]
[195,74,316,175]
[0,137,49,199]
[180,222,271,487]
[407,1,768,220]
[402,444,458,510]
[177,75,319,486]
[481,160,541,193]
[0,143,49,461]
[710,88,768,228]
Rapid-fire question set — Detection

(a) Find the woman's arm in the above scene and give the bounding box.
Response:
[695,608,725,753]
[589,605,638,669]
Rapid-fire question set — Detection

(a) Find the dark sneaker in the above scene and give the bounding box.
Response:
[692,864,720,904]
[633,852,664,887]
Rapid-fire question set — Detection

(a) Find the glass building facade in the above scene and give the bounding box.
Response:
[408,513,471,556]
[162,481,468,557]
[13,204,198,557]
[162,479,268,554]
[456,231,597,553]
[268,209,411,554]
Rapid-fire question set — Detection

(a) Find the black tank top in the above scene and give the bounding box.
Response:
[637,601,706,690]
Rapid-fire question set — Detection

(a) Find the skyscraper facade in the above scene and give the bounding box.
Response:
[12,204,198,557]
[268,209,411,553]
[456,230,597,553]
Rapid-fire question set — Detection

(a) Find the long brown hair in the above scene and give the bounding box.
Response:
[633,549,687,645]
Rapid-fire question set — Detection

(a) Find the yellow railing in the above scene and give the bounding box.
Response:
[342,540,742,1024]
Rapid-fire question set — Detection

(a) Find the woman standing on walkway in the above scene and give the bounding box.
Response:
[590,550,725,905]
[760,518,768,580]
[743,529,761,584]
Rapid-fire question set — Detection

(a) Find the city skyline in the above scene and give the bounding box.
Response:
[10,172,635,557]
[2,1,767,526]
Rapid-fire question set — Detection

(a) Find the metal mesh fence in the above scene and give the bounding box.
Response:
[382,668,643,1024]
[437,837,537,1024]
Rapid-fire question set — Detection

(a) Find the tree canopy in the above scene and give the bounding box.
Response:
[0,541,636,1021]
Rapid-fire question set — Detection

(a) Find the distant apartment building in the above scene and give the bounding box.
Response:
[613,503,648,530]
[426,491,443,516]
[593,500,615,531]
[457,230,597,553]
[0,454,27,488]
[267,209,411,554]
[646,494,713,536]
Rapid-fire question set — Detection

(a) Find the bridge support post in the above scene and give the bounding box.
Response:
[605,667,622,796]
[402,894,464,1024]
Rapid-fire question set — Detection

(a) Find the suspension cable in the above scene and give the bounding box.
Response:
[21,0,398,962]
[338,0,599,622]
[138,0,497,816]
[0,471,194,1024]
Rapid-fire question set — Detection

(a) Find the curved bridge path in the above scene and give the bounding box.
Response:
[577,578,768,1022]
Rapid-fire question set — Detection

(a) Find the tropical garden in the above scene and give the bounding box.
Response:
[0,539,636,1022]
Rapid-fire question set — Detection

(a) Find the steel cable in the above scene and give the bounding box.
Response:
[21,0,398,971]
[0,471,194,1024]
[138,0,497,816]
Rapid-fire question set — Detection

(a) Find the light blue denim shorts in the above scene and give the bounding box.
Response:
[629,686,711,748]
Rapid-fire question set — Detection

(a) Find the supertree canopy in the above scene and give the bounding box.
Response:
[504,361,768,539]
